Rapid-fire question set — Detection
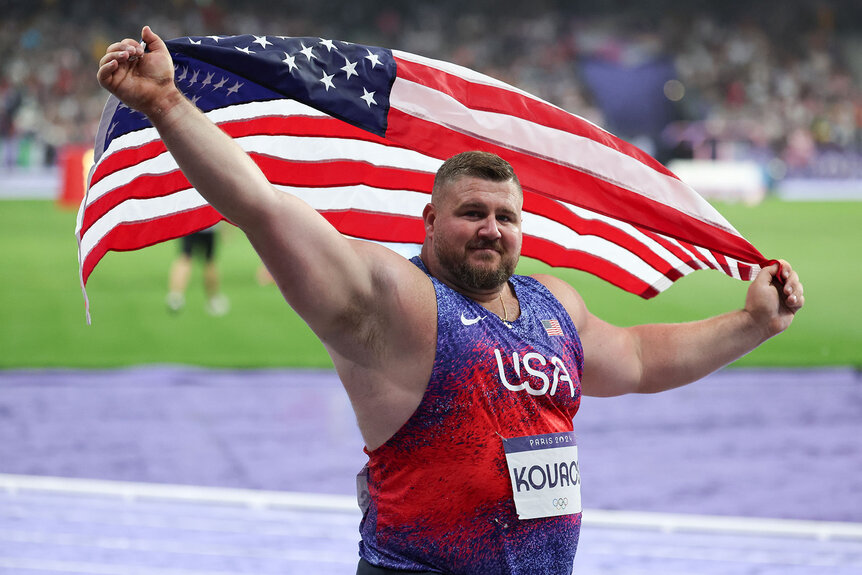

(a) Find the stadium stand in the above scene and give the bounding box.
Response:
[1,0,859,192]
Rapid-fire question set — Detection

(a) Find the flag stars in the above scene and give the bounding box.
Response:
[206,35,221,42]
[226,81,244,96]
[189,69,200,85]
[189,38,201,45]
[253,35,272,49]
[320,71,335,91]
[201,72,214,88]
[341,58,358,79]
[319,38,337,52]
[212,76,228,90]
[176,67,188,82]
[282,52,298,72]
[299,42,315,61]
[235,46,255,55]
[365,49,382,68]
[360,87,377,107]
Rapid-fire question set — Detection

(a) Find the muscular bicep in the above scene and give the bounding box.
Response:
[578,313,645,397]
[246,197,434,365]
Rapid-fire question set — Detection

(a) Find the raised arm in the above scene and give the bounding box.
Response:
[538,261,804,397]
[97,27,430,360]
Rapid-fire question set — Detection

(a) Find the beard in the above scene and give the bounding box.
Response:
[434,238,518,291]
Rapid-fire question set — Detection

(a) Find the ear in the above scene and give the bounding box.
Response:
[422,202,436,236]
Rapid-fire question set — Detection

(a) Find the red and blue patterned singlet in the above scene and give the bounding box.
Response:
[357,257,584,574]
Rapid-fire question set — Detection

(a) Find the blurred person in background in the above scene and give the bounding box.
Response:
[166,225,230,316]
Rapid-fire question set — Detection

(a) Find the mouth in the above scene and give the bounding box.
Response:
[467,241,502,254]
[468,247,501,261]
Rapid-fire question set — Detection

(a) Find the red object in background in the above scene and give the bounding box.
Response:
[58,144,93,209]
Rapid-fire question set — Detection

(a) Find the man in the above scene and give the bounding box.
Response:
[98,27,804,575]
[166,226,230,316]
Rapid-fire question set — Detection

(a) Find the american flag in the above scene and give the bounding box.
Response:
[77,34,770,318]
[541,319,565,337]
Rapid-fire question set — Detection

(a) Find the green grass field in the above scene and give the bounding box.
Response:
[1,199,859,368]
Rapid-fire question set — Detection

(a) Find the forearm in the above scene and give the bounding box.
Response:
[144,88,278,230]
[629,309,769,394]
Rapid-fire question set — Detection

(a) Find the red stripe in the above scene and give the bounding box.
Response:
[677,239,717,271]
[81,156,433,239]
[82,206,223,284]
[252,155,435,192]
[221,115,389,142]
[90,139,168,188]
[521,235,659,299]
[641,230,708,272]
[81,170,192,238]
[90,115,394,188]
[522,191,683,282]
[319,208,663,298]
[738,263,755,281]
[384,108,767,266]
[712,251,732,276]
[319,211,425,244]
[394,56,677,180]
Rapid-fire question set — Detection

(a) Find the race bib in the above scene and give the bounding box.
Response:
[502,431,581,520]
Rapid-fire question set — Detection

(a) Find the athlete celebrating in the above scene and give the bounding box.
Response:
[98,27,804,574]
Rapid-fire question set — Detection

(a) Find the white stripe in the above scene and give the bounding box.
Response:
[85,149,180,204]
[350,237,422,259]
[696,245,723,271]
[561,201,696,277]
[207,98,329,123]
[96,99,330,158]
[79,188,208,263]
[390,76,741,238]
[393,49,615,134]
[392,50,616,137]
[92,96,121,161]
[521,212,673,291]
[725,257,742,280]
[279,184,429,217]
[393,49,544,99]
[662,236,709,270]
[237,134,442,173]
[79,184,427,267]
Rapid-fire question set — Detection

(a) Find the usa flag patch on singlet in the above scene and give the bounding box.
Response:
[542,319,564,336]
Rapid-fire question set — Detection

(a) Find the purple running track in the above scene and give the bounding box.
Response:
[0,366,860,522]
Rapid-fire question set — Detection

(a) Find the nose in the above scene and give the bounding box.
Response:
[477,216,501,240]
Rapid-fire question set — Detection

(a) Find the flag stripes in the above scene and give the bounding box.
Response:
[78,35,768,313]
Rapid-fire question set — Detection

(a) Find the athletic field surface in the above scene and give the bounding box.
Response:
[2,366,861,573]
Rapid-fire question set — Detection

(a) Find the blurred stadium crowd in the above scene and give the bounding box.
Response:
[1,0,860,182]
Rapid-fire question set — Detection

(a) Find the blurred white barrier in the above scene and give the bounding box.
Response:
[668,159,766,205]
[4,473,861,541]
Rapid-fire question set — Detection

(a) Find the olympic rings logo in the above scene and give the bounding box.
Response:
[552,497,568,510]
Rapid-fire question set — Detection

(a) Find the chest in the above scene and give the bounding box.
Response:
[433,281,583,411]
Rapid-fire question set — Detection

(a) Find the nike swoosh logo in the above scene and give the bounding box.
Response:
[460,313,486,326]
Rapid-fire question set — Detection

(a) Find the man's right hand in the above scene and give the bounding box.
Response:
[97,26,178,117]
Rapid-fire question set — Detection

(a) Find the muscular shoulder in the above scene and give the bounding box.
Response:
[529,273,588,330]
[344,240,437,359]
